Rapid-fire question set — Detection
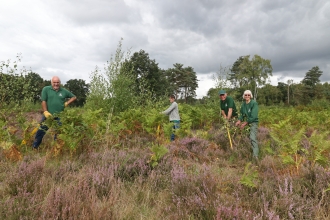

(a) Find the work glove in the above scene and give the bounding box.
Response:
[64,102,69,107]
[43,111,52,118]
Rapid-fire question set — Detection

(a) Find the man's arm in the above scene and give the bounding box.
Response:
[162,102,176,115]
[42,101,52,118]
[221,110,227,118]
[65,96,77,106]
[42,101,48,112]
[227,108,233,120]
[227,97,235,120]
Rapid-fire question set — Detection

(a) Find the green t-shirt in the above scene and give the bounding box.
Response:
[220,96,238,117]
[41,86,75,114]
[238,100,259,123]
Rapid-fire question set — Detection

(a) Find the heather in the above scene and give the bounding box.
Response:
[1,102,330,220]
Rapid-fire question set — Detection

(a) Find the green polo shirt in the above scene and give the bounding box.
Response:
[238,100,259,123]
[220,96,238,117]
[41,86,75,114]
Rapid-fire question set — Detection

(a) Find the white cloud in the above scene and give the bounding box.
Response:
[196,73,215,98]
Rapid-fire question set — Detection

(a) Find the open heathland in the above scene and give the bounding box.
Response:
[1,101,330,220]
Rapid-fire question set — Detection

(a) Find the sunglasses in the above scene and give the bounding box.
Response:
[220,94,225,96]
[244,94,251,96]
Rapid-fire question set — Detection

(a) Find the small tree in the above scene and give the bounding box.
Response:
[301,66,323,101]
[123,49,169,100]
[85,39,136,114]
[208,64,235,104]
[287,79,294,105]
[165,63,198,103]
[229,55,273,100]
[301,66,322,87]
[213,64,231,90]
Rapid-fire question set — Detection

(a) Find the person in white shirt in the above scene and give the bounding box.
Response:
[161,94,180,141]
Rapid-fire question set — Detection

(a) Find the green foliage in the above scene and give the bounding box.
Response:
[143,108,165,135]
[175,105,192,138]
[25,72,44,103]
[159,122,171,140]
[229,54,273,100]
[0,108,30,148]
[56,108,106,152]
[149,144,169,167]
[210,79,330,106]
[123,49,169,99]
[86,42,162,114]
[310,98,330,110]
[165,63,198,102]
[213,64,231,89]
[103,101,223,141]
[83,66,108,110]
[269,118,306,170]
[258,83,282,105]
[181,103,219,130]
[0,105,40,153]
[0,54,40,106]
[85,39,137,114]
[307,131,330,168]
[240,162,259,188]
[64,79,89,107]
[0,117,11,146]
[112,108,145,135]
[302,66,322,88]
[180,104,200,129]
[260,105,330,170]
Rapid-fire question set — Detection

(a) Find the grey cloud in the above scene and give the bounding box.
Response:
[45,0,330,82]
[46,0,141,25]
[150,0,226,36]
[1,0,330,99]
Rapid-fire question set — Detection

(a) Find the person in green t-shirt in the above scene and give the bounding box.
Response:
[219,90,238,121]
[32,76,77,149]
[235,90,259,159]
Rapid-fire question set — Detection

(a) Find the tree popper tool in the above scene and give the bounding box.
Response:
[21,126,38,145]
[157,124,160,139]
[226,121,233,149]
[156,124,162,144]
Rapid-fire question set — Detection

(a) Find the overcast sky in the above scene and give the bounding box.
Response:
[1,0,329,98]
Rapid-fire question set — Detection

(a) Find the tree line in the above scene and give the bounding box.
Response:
[0,48,199,109]
[0,56,89,107]
[208,56,328,106]
[1,45,328,110]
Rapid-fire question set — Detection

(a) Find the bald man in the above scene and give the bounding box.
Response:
[33,76,76,149]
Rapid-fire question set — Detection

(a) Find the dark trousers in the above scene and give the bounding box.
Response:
[170,120,180,141]
[33,116,61,149]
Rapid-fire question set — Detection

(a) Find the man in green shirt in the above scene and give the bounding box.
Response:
[235,90,259,159]
[219,90,238,121]
[33,76,76,149]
